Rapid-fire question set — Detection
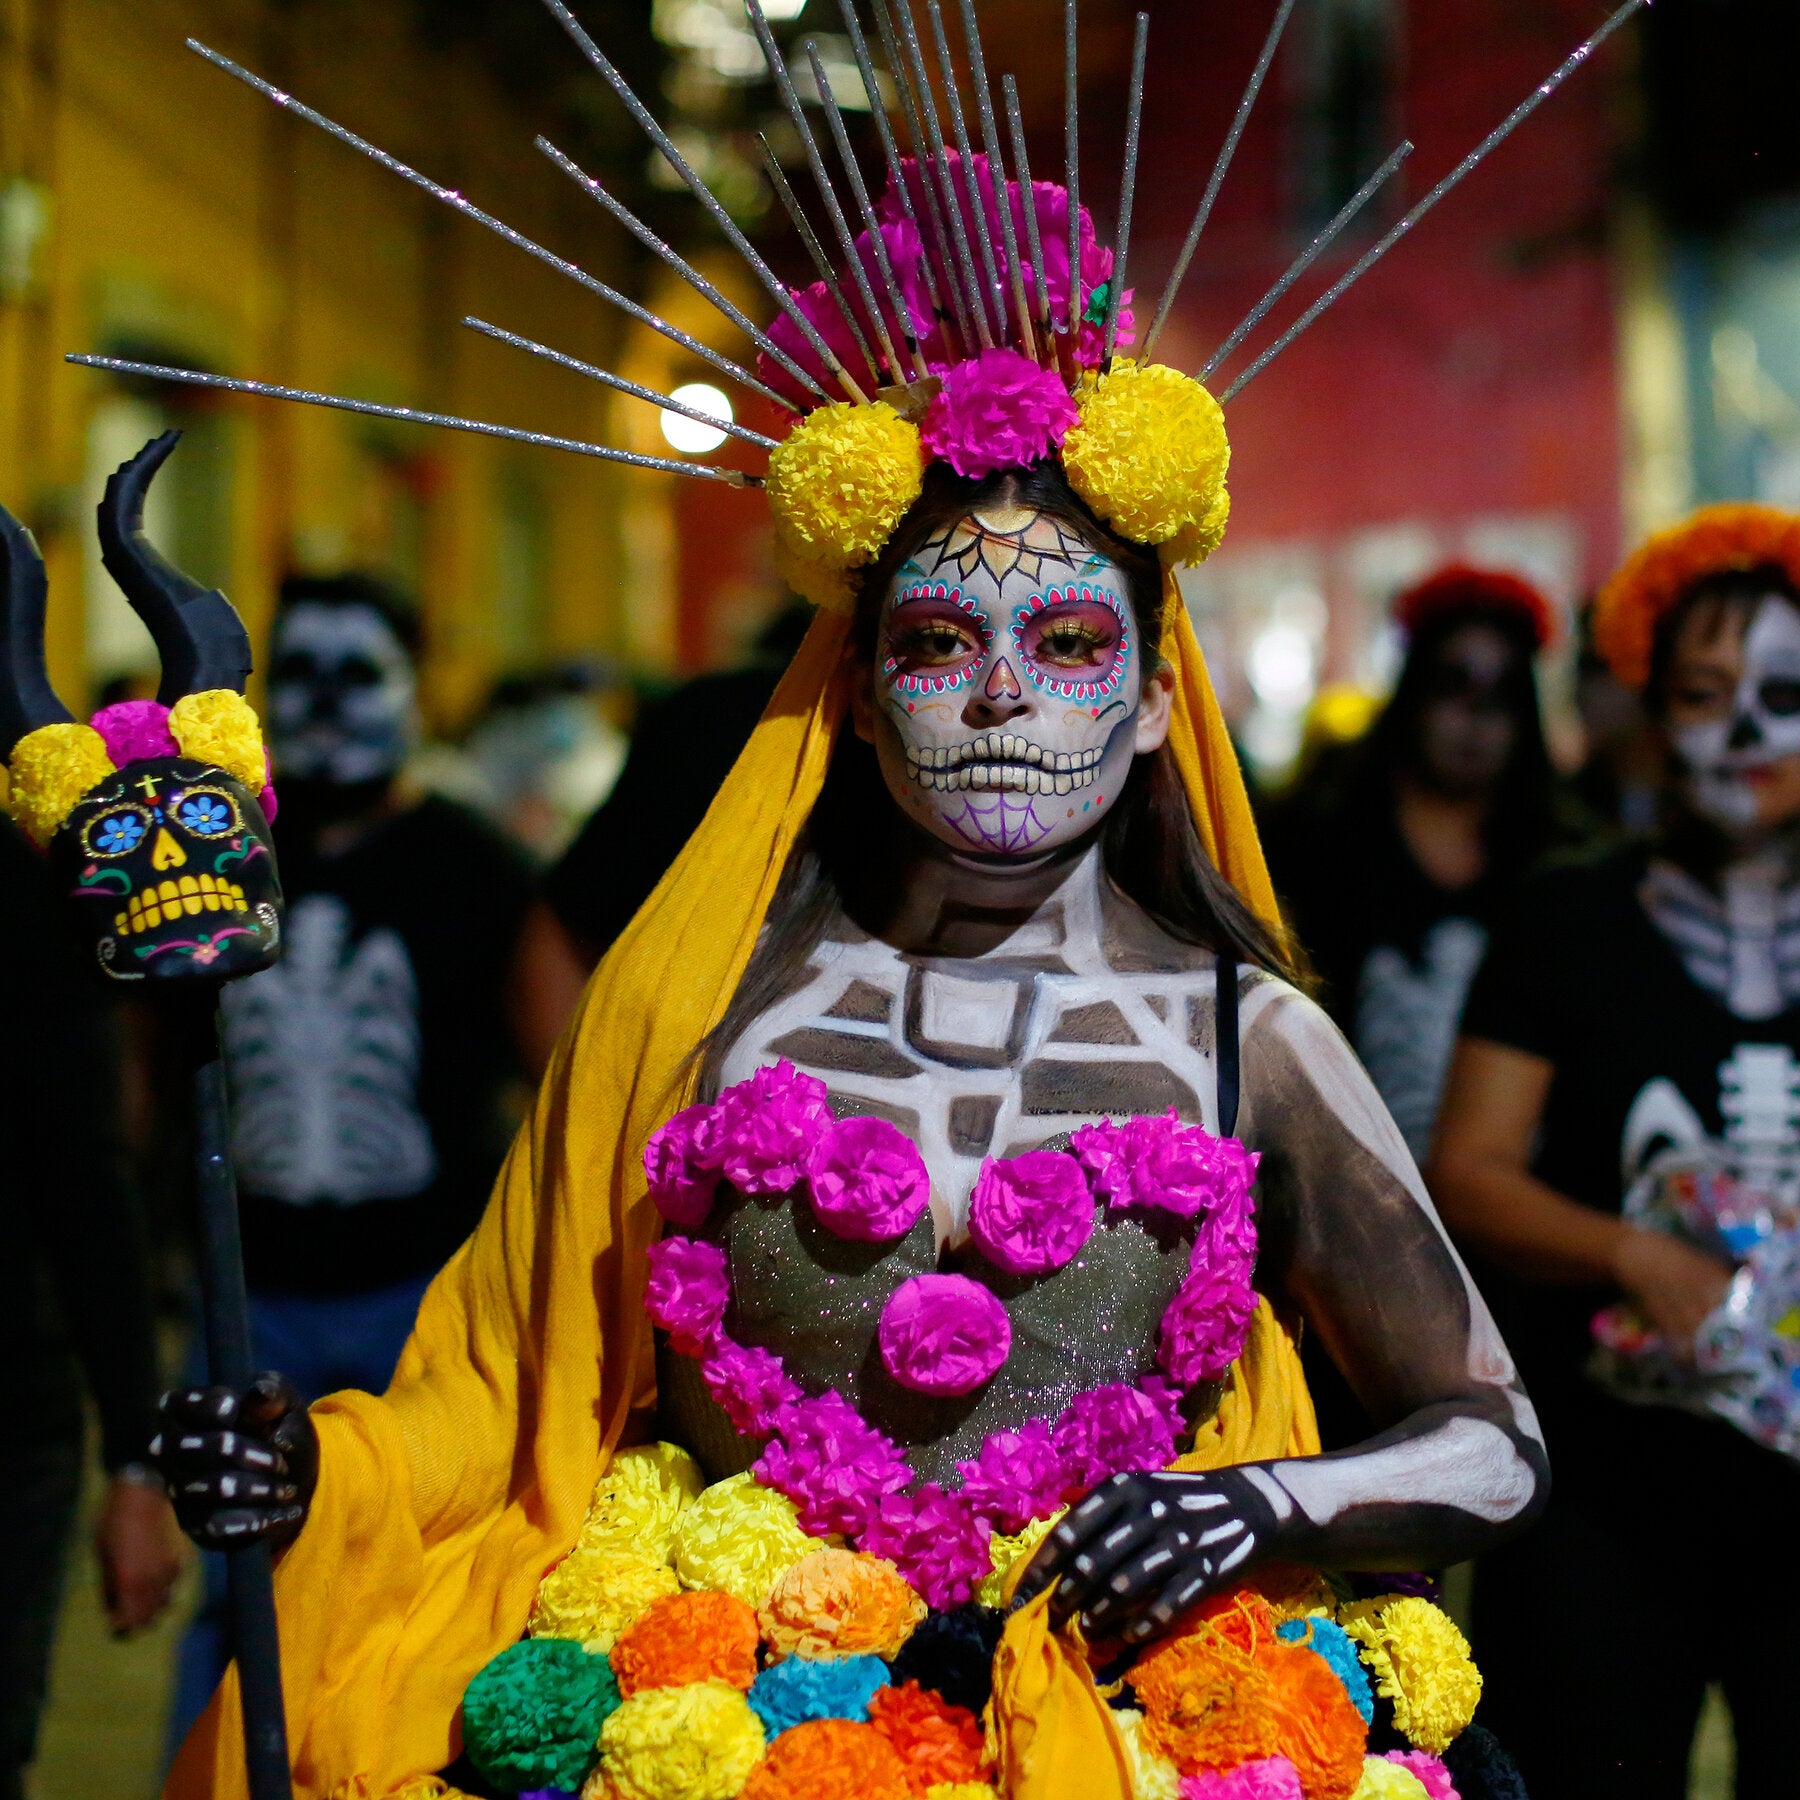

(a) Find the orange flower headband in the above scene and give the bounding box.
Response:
[1593,503,1800,689]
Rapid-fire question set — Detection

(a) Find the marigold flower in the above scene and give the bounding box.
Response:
[673,1472,826,1610]
[1338,1597,1481,1756]
[867,1680,991,1788]
[739,1718,912,1800]
[596,1679,765,1800]
[576,1443,703,1562]
[609,1590,760,1697]
[529,1547,681,1653]
[759,1547,926,1660]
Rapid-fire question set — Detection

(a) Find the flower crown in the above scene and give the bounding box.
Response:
[1393,564,1555,653]
[1593,503,1800,689]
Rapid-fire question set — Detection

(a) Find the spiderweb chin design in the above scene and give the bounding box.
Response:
[946,791,1053,852]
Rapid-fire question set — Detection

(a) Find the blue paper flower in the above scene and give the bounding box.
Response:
[748,1653,889,1739]
[1277,1615,1375,1723]
[177,793,234,835]
[95,812,146,854]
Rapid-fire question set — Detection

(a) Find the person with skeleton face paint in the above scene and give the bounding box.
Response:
[1434,507,1800,1797]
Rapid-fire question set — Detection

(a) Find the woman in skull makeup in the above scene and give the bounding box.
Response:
[1434,507,1800,1798]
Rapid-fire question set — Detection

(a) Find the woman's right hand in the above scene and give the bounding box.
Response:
[1612,1226,1735,1354]
[150,1373,318,1552]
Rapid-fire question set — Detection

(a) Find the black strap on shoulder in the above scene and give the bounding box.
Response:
[1216,949,1240,1138]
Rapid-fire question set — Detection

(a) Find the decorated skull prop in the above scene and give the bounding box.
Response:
[2,432,284,986]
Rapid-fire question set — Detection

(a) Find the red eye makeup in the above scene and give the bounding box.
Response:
[882,582,991,696]
[1011,584,1131,700]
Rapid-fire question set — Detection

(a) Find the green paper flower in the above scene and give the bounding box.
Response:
[461,1637,619,1793]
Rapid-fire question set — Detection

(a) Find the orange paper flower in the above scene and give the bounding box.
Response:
[739,1718,912,1800]
[1593,503,1800,687]
[609,1590,760,1697]
[759,1548,927,1660]
[868,1682,991,1790]
[1258,1637,1367,1800]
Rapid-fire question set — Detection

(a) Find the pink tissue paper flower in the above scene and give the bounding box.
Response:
[714,1059,831,1195]
[755,1390,912,1539]
[1384,1752,1460,1800]
[954,1417,1069,1533]
[91,698,178,766]
[806,1115,931,1242]
[968,1149,1095,1277]
[643,1102,723,1226]
[1052,1381,1180,1490]
[1072,1109,1260,1229]
[877,1273,1011,1397]
[1158,1251,1259,1387]
[701,1334,803,1438]
[1179,1757,1303,1800]
[859,1483,993,1610]
[642,1234,730,1356]
[920,347,1079,479]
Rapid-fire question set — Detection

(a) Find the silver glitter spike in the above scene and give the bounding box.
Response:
[890,0,994,348]
[1004,75,1054,337]
[65,357,762,485]
[756,136,885,386]
[869,0,974,353]
[536,0,868,404]
[462,318,779,448]
[1103,12,1149,367]
[922,0,1005,343]
[957,0,1035,360]
[1198,140,1411,383]
[806,42,932,379]
[1223,0,1647,403]
[535,138,823,402]
[182,39,801,415]
[1063,0,1081,339]
[1141,0,1298,362]
[836,0,954,359]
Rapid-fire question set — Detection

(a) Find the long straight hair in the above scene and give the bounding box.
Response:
[699,461,1292,1090]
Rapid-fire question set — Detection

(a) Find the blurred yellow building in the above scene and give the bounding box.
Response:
[0,0,748,726]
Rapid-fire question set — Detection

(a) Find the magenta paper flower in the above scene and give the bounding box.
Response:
[1157,1252,1258,1387]
[1179,1757,1303,1800]
[921,347,1078,479]
[755,1390,912,1539]
[877,1274,1011,1397]
[702,1334,803,1437]
[1071,1109,1260,1227]
[806,1116,931,1243]
[859,1483,993,1610]
[968,1150,1095,1277]
[1381,1754,1459,1800]
[1052,1381,1180,1489]
[643,1103,723,1226]
[91,698,179,766]
[714,1059,831,1195]
[954,1418,1069,1533]
[642,1234,729,1355]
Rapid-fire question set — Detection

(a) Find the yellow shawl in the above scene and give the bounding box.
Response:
[171,584,1318,1800]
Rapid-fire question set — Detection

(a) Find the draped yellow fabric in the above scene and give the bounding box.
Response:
[169,581,1293,1800]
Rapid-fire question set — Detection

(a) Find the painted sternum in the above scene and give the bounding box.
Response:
[1012,582,1131,701]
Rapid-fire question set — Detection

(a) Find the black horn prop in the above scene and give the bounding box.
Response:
[0,503,74,762]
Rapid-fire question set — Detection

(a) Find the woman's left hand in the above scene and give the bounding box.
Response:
[1011,1465,1290,1644]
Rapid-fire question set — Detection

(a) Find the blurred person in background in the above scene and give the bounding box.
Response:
[1564,601,1660,840]
[166,573,533,1748]
[0,811,179,1800]
[511,600,813,1071]
[1264,565,1558,1165]
[1433,509,1800,1796]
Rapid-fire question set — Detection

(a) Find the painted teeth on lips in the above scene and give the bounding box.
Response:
[903,734,1104,794]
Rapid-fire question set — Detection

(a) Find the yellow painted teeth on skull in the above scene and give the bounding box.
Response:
[114,873,251,937]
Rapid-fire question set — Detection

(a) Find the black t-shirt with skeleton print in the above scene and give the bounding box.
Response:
[1463,841,1800,1474]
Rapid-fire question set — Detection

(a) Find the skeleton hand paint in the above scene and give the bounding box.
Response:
[151,1374,317,1551]
[267,599,418,786]
[869,508,1153,857]
[1670,593,1800,836]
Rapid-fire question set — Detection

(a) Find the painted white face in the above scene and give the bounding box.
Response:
[870,506,1144,858]
[267,600,419,786]
[1673,594,1800,834]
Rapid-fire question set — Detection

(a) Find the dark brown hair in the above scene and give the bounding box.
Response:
[699,460,1293,1090]
[1646,562,1800,715]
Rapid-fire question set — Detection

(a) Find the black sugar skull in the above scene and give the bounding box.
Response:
[2,433,285,986]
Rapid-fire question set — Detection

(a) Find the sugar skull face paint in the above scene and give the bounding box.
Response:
[1667,592,1800,836]
[871,508,1148,858]
[267,600,418,786]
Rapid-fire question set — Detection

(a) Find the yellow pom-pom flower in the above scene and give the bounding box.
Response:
[1351,1757,1432,1800]
[168,690,267,794]
[577,1443,704,1563]
[673,1472,827,1610]
[1339,1596,1482,1756]
[924,1787,1000,1800]
[1112,1707,1180,1800]
[766,401,925,613]
[978,1512,1060,1609]
[595,1678,765,1800]
[1061,361,1231,568]
[529,1548,682,1653]
[379,1779,479,1800]
[7,723,115,846]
